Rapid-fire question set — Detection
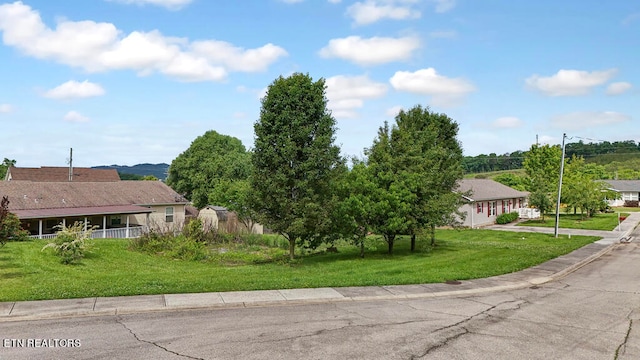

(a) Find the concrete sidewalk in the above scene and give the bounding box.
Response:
[1,213,638,323]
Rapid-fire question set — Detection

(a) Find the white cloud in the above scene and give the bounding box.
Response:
[346,1,421,26]
[551,111,631,130]
[386,105,403,117]
[389,68,475,106]
[325,75,388,118]
[191,41,287,72]
[44,80,106,100]
[606,82,632,95]
[432,0,455,13]
[319,36,420,66]
[525,69,617,96]
[492,116,523,129]
[64,111,90,123]
[0,2,286,82]
[0,104,12,113]
[107,0,192,10]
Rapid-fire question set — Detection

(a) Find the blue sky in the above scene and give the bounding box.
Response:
[0,0,637,167]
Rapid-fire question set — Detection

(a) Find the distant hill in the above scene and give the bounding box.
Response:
[93,163,169,180]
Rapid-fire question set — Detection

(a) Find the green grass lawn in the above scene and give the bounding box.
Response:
[517,212,627,231]
[0,229,600,302]
[611,207,640,213]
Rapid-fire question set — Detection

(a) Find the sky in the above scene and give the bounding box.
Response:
[0,0,638,167]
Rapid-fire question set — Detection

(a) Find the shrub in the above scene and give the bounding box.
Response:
[624,200,639,208]
[42,222,96,264]
[129,229,209,261]
[496,211,519,224]
[183,218,206,243]
[0,196,29,245]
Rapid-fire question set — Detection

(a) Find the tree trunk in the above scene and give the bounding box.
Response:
[430,224,436,247]
[288,238,295,260]
[410,233,416,252]
[386,234,395,254]
[360,240,365,258]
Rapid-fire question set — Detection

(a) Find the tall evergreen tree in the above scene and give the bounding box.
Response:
[252,73,342,259]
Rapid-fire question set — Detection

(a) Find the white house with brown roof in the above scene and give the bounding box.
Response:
[0,181,188,238]
[457,179,530,228]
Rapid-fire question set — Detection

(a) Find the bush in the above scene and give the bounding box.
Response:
[624,200,639,208]
[496,211,519,224]
[42,222,96,264]
[0,196,29,245]
[129,229,209,261]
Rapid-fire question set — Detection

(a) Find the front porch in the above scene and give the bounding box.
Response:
[16,205,154,240]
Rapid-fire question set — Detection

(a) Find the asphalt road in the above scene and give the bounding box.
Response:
[1,243,638,360]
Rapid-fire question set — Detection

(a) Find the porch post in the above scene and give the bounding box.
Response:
[84,217,87,231]
[471,202,474,228]
[126,215,130,238]
[38,219,43,239]
[62,218,66,228]
[102,215,107,238]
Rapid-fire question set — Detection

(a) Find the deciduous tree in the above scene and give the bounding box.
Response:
[166,130,251,209]
[391,106,465,248]
[0,196,28,245]
[0,158,16,180]
[252,73,343,259]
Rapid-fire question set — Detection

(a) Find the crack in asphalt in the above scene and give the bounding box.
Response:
[407,299,524,359]
[614,319,633,359]
[116,316,205,360]
[409,327,469,359]
[251,317,432,345]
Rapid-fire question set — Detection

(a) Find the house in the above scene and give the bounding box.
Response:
[457,179,530,228]
[0,181,189,238]
[604,180,640,207]
[5,166,120,182]
[197,205,264,234]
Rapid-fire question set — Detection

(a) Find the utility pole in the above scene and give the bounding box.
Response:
[554,134,566,238]
[68,148,73,182]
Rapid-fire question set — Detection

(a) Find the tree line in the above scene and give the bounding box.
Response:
[167,73,466,259]
[464,140,640,175]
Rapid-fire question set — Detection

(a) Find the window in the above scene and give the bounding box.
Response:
[622,192,639,201]
[502,200,509,214]
[165,207,174,223]
[489,201,497,216]
[476,202,483,214]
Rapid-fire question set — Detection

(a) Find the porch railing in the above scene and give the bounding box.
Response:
[29,226,146,240]
[518,208,541,219]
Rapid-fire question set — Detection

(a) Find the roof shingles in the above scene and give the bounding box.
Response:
[6,166,120,182]
[457,179,529,201]
[0,181,188,212]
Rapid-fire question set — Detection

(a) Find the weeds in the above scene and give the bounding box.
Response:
[42,222,97,264]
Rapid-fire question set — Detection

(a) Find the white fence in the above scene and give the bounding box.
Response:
[518,208,541,219]
[30,226,145,240]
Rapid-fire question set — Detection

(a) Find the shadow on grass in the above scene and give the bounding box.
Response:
[0,272,24,279]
